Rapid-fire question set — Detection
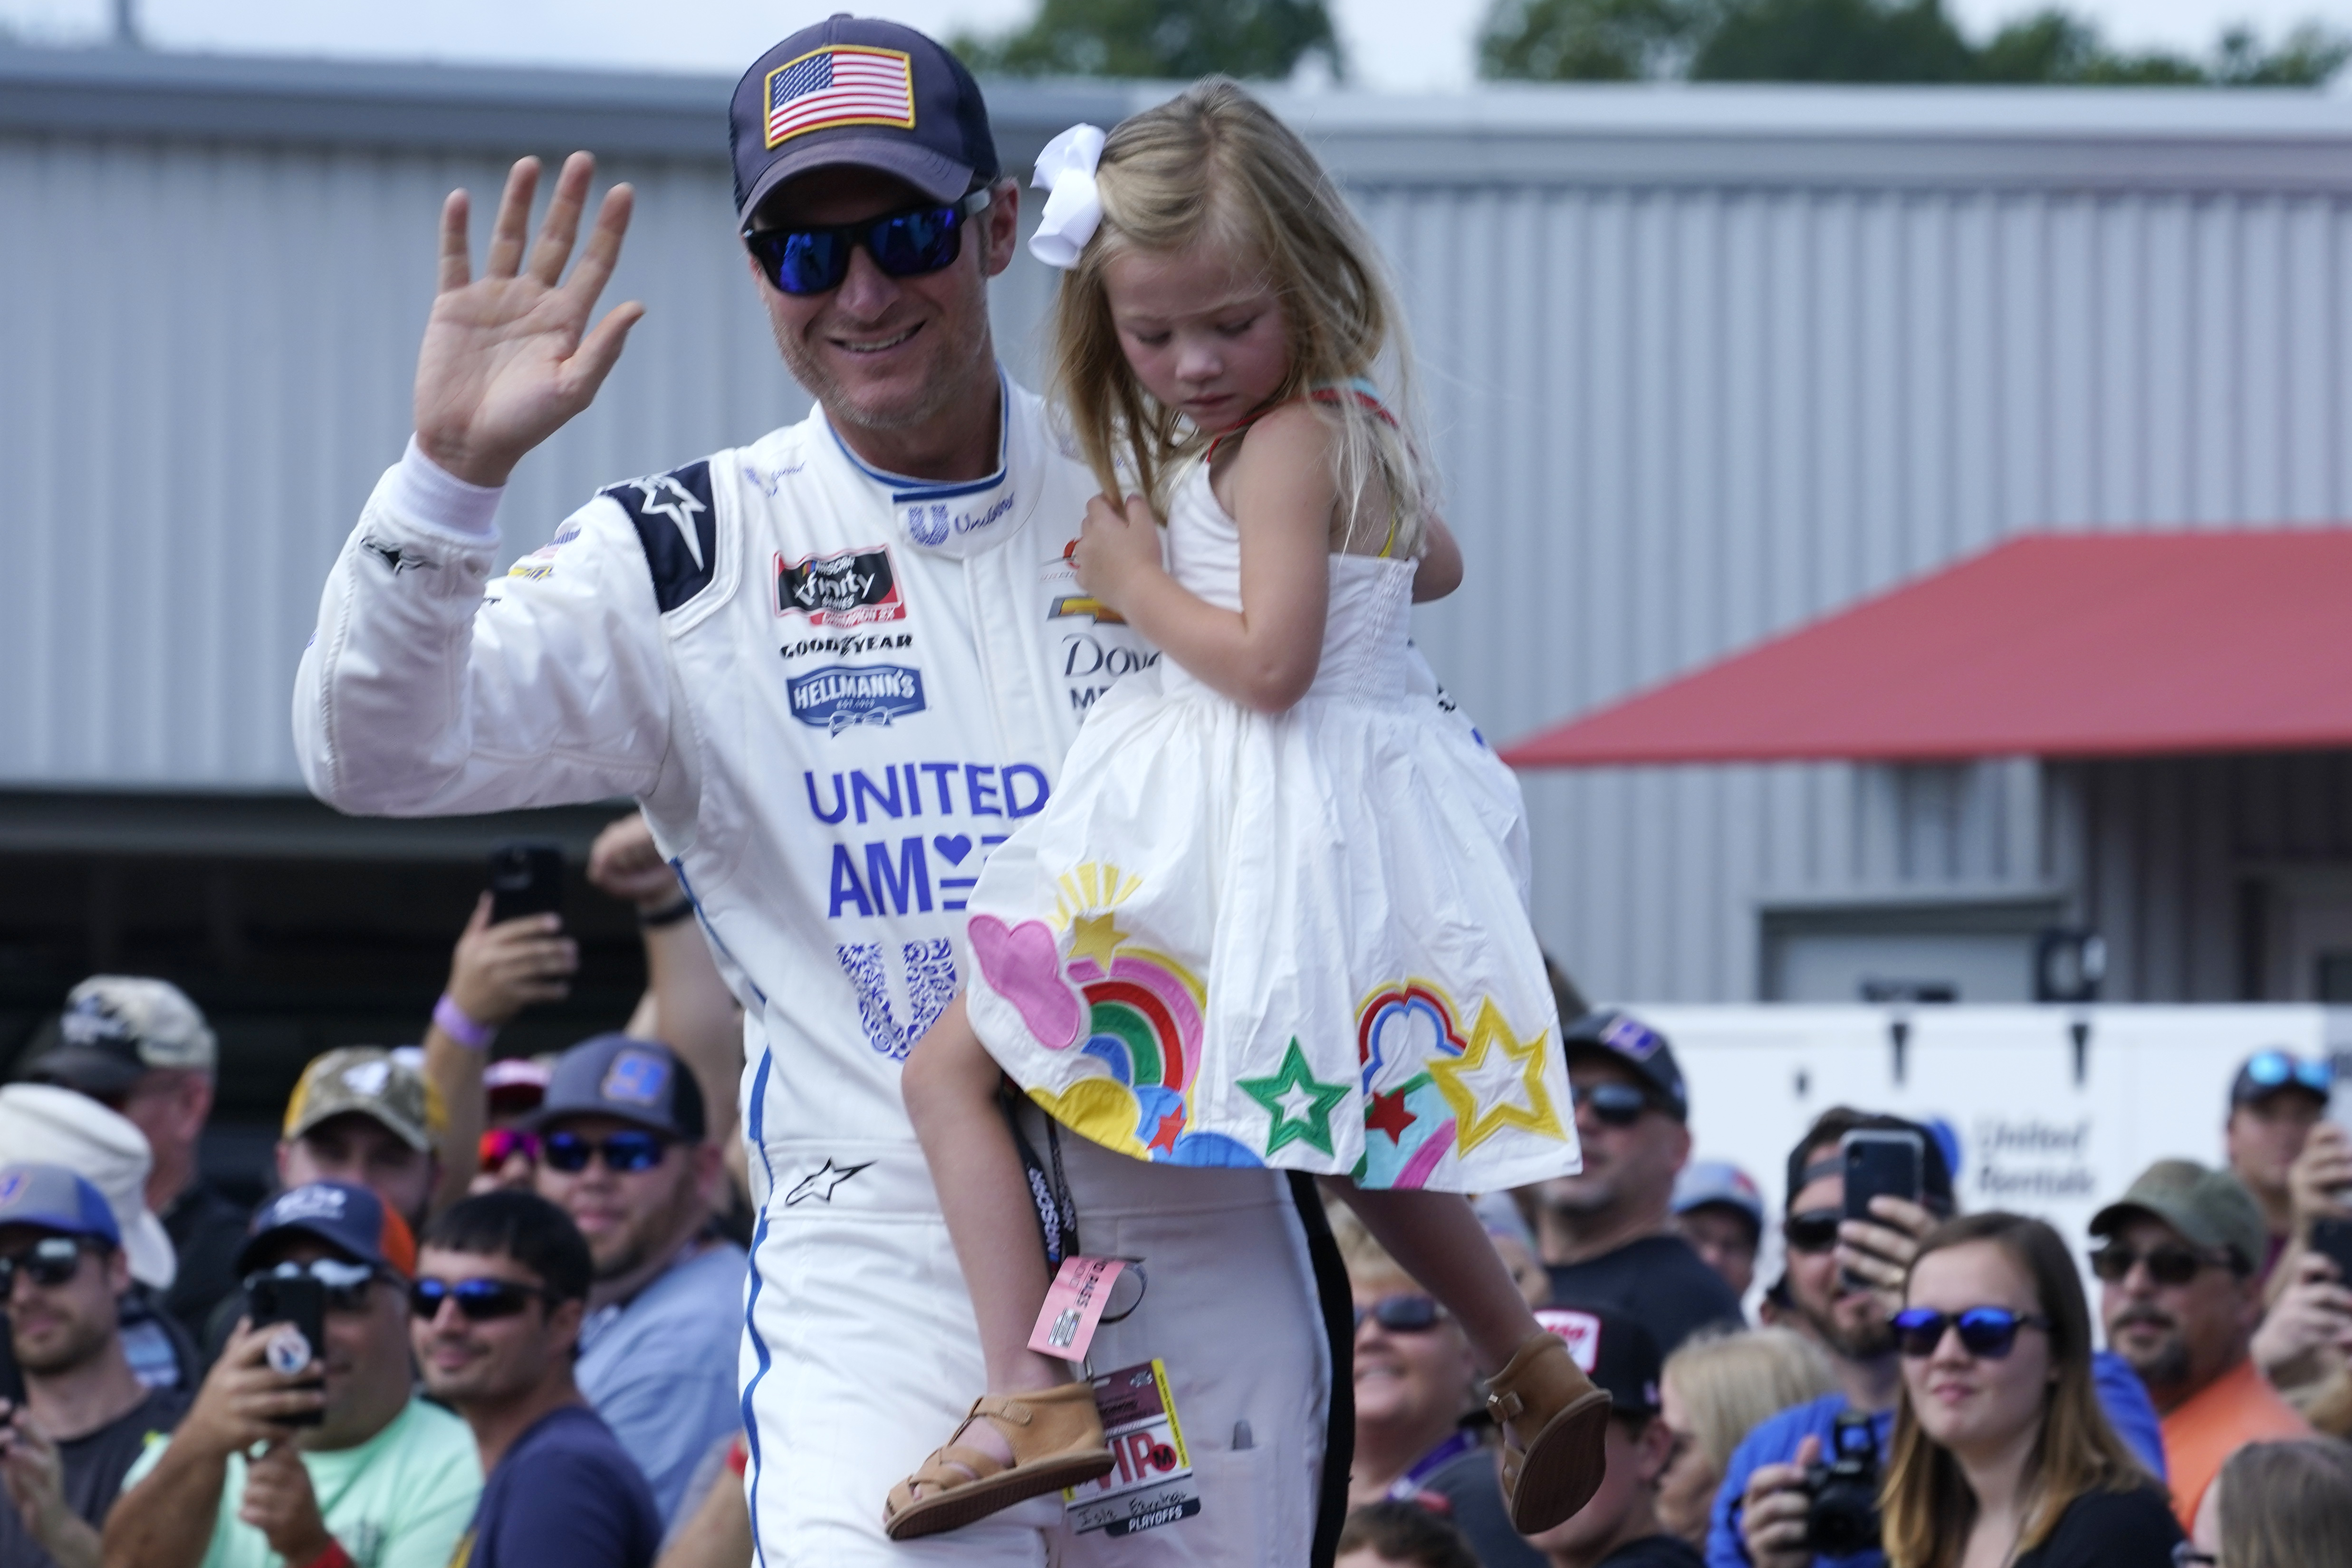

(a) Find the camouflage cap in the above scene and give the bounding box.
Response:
[282,1047,441,1154]
[28,976,217,1093]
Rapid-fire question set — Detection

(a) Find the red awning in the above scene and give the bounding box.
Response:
[1503,529,2352,768]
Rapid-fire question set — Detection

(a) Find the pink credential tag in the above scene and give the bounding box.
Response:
[1028,1255,1131,1363]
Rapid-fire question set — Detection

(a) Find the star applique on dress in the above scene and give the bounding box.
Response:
[1238,1038,1352,1158]
[1426,1001,1566,1155]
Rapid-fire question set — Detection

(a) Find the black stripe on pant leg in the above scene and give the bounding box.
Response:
[1289,1172,1353,1568]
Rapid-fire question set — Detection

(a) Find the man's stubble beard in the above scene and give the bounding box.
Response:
[1797,1291,1895,1364]
[770,289,995,440]
[13,1312,111,1377]
[2109,1311,2191,1394]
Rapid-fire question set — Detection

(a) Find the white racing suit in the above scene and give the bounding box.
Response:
[292,377,1355,1567]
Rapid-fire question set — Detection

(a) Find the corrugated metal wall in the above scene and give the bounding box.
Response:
[9,54,2352,1001]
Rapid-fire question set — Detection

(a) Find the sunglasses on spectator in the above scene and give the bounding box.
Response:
[1783,1208,1844,1255]
[2089,1243,2228,1286]
[1571,1081,1651,1127]
[741,189,991,297]
[1353,1294,1446,1333]
[479,1128,541,1172]
[541,1129,670,1174]
[2242,1048,2332,1096]
[409,1277,558,1322]
[0,1236,93,1292]
[244,1256,382,1313]
[1891,1305,2049,1359]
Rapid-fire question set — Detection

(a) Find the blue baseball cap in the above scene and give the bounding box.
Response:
[1673,1160,1765,1235]
[0,1163,123,1246]
[529,1034,705,1141]
[730,15,1001,222]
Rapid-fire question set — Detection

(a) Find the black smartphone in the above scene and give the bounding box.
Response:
[2310,1216,2352,1284]
[247,1273,327,1426]
[487,841,565,926]
[1841,1129,1925,1288]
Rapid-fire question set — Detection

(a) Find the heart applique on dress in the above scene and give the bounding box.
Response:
[970,916,1082,1049]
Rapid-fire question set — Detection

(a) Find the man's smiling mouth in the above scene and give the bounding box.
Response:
[835,324,921,354]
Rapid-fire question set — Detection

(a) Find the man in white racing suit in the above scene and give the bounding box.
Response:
[292,18,1363,1568]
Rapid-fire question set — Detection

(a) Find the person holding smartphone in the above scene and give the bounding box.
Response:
[1708,1110,2166,1568]
[106,1184,479,1568]
[0,1165,187,1568]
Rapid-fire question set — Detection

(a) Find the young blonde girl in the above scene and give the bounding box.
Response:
[885,78,1606,1541]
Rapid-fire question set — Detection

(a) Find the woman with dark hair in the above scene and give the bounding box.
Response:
[1882,1213,2180,1568]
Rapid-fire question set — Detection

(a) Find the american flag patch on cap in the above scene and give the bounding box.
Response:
[765,46,917,149]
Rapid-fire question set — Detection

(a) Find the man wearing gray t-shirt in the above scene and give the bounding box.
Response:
[529,1036,744,1524]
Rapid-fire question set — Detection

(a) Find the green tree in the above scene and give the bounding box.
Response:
[1480,0,2350,85]
[956,0,1344,79]
[1692,0,1972,80]
[1478,0,1720,81]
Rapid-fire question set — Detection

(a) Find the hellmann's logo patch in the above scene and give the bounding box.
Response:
[787,664,927,734]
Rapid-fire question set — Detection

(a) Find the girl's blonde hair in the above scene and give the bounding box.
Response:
[1049,77,1431,556]
[1882,1214,2154,1568]
[1661,1327,1837,1478]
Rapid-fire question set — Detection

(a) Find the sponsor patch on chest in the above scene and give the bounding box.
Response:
[776,545,904,626]
[787,663,927,733]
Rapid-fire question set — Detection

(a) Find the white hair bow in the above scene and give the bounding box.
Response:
[1028,124,1108,269]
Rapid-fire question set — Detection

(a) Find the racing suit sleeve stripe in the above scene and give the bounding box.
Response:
[294,455,674,816]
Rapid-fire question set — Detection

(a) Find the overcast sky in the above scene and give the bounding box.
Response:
[4,0,2349,92]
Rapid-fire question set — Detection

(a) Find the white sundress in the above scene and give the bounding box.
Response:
[962,454,1581,1192]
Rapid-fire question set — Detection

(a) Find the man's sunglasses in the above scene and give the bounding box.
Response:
[0,1235,95,1292]
[742,189,992,297]
[410,1277,559,1322]
[541,1129,670,1175]
[245,1257,382,1313]
[2090,1243,2228,1287]
[1891,1305,2049,1360]
[1784,1208,1844,1255]
[1572,1081,1652,1128]
[479,1128,541,1173]
[1353,1294,1446,1334]
[2241,1048,2332,1097]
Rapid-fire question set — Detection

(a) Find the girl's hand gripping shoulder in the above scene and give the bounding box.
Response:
[1072,403,1334,715]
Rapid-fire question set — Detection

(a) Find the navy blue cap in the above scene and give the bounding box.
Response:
[530,1035,705,1142]
[237,1181,416,1278]
[0,1163,122,1246]
[730,15,1000,223]
[1564,1009,1689,1121]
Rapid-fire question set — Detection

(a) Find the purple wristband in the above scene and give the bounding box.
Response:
[432,994,497,1052]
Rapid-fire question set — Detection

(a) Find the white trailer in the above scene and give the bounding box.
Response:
[1636,1005,2352,1301]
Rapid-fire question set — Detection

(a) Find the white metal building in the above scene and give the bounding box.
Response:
[7,46,2352,1102]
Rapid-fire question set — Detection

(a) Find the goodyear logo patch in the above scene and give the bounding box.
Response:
[788,664,927,734]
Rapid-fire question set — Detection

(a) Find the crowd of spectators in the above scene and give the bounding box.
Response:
[1,813,747,1568]
[1324,1016,2352,1568]
[6,828,2352,1568]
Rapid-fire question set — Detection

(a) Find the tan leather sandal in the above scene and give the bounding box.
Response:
[1486,1330,1614,1534]
[882,1382,1116,1540]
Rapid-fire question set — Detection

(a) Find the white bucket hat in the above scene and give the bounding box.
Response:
[0,1083,176,1289]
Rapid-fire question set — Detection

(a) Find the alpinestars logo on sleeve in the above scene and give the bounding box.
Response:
[604,462,719,613]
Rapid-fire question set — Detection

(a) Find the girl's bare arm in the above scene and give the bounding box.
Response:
[1073,405,1334,714]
